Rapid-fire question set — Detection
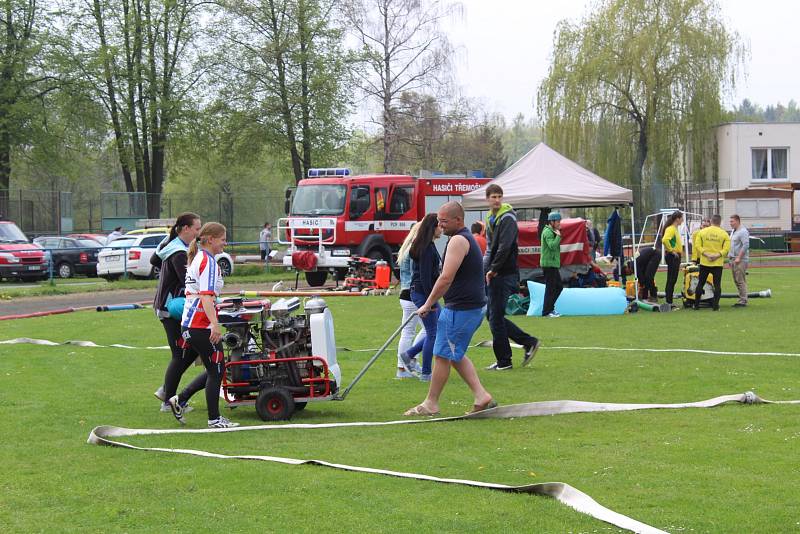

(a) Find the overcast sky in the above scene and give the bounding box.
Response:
[442,0,800,122]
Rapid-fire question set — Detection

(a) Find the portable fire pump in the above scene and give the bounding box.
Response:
[217,295,340,421]
[342,256,392,292]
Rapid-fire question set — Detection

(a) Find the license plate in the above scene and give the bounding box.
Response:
[106,255,121,262]
[27,265,42,271]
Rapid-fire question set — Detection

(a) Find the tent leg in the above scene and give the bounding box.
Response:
[630,205,639,300]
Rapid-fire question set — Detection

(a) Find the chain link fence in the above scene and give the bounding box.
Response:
[4,190,285,242]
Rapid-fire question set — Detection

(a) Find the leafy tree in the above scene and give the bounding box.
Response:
[0,0,58,209]
[344,0,459,173]
[215,0,353,183]
[59,0,213,217]
[538,0,746,212]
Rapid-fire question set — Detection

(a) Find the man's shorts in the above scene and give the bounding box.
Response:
[433,306,485,362]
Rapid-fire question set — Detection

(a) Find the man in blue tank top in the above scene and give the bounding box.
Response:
[403,202,496,417]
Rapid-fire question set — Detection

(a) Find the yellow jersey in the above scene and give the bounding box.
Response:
[696,226,730,267]
[662,225,683,255]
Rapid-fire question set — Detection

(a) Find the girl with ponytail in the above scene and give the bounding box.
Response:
[660,210,684,309]
[170,222,238,428]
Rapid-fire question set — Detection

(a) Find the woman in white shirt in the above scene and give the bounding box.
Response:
[169,222,239,429]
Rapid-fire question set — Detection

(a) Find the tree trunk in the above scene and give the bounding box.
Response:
[382,6,392,174]
[632,122,648,213]
[298,0,312,177]
[268,0,303,183]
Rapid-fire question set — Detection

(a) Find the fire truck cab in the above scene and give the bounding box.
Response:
[280,168,490,286]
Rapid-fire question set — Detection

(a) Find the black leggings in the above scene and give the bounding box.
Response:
[664,253,681,304]
[180,327,225,420]
[161,318,207,403]
[542,267,564,316]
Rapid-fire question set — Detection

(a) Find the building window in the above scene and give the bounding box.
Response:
[752,148,788,180]
[736,199,780,218]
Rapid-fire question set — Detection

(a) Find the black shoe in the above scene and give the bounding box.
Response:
[522,339,540,367]
[712,306,719,311]
[485,362,513,371]
[732,302,747,308]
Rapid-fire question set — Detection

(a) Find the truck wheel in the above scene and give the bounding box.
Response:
[255,386,295,421]
[304,271,328,287]
[56,262,73,279]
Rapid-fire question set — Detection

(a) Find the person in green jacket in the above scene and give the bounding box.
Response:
[541,212,563,317]
[693,214,731,311]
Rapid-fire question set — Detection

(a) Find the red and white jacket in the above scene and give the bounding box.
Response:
[181,249,223,329]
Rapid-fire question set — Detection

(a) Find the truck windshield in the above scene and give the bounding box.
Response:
[0,223,29,243]
[291,184,346,216]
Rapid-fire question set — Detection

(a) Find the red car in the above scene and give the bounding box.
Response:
[66,233,108,246]
[0,221,47,281]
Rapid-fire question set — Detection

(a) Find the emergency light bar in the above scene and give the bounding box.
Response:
[307,168,351,177]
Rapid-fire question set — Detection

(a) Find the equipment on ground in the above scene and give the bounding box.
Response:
[343,256,391,291]
[682,264,715,307]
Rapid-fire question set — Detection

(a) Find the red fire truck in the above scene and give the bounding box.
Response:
[279,168,491,286]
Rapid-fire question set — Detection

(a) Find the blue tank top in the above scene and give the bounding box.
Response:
[443,227,487,310]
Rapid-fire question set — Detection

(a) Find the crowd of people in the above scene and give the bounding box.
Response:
[152,200,752,424]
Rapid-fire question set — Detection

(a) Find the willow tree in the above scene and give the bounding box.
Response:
[537,0,746,212]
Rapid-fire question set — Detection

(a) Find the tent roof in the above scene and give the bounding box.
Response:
[462,143,633,209]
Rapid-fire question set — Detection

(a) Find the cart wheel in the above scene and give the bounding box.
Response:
[256,387,295,421]
[294,401,307,411]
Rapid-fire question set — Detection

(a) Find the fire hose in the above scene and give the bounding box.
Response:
[87,391,799,534]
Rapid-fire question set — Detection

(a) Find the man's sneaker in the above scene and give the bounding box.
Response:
[160,402,171,413]
[154,385,166,402]
[168,395,186,425]
[419,373,432,382]
[208,416,239,429]
[399,352,420,376]
[485,362,512,371]
[395,369,415,379]
[547,311,561,318]
[522,339,541,367]
[733,302,747,308]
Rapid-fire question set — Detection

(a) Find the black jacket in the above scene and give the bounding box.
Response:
[152,247,189,319]
[486,210,519,276]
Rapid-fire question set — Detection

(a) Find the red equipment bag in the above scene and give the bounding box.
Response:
[292,251,318,271]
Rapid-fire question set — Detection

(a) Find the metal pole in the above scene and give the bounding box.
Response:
[630,205,639,300]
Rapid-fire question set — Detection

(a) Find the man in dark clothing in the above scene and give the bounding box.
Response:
[483,184,540,371]
[635,246,661,302]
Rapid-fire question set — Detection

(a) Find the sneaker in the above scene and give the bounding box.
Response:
[732,302,747,308]
[522,339,541,367]
[395,369,415,379]
[419,373,432,382]
[547,311,561,318]
[154,385,166,402]
[485,362,512,371]
[399,352,420,376]
[168,395,186,425]
[160,402,171,413]
[208,416,239,428]
[161,399,193,413]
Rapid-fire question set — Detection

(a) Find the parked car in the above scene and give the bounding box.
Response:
[96,233,235,280]
[32,236,102,278]
[0,220,47,281]
[66,233,108,246]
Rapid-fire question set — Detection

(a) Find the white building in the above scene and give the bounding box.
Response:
[714,122,800,231]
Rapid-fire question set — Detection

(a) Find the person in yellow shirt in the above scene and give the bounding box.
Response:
[660,211,684,308]
[690,218,710,264]
[693,214,731,311]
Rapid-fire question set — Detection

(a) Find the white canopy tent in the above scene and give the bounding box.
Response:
[462,142,639,297]
[462,142,633,209]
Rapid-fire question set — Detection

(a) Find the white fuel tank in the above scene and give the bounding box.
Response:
[309,308,341,389]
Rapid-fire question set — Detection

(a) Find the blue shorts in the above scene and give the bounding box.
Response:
[433,306,485,362]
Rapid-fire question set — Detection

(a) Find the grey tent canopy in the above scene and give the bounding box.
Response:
[461,143,633,209]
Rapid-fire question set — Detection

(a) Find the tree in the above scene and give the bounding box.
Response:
[501,113,541,164]
[60,0,212,217]
[0,0,56,209]
[538,0,746,211]
[344,0,459,173]
[216,0,353,183]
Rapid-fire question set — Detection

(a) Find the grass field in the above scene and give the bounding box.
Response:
[1,267,798,532]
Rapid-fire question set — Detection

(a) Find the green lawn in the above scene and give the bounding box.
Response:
[1,268,798,532]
